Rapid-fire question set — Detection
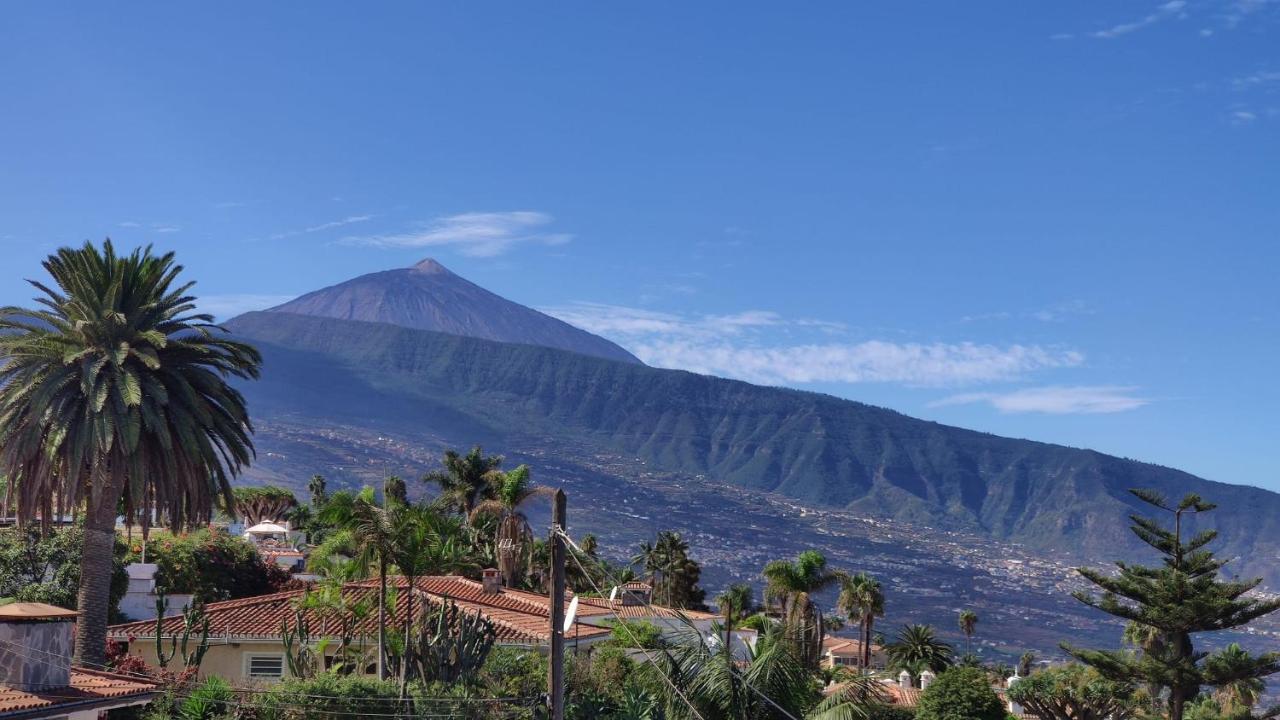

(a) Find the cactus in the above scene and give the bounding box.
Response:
[281,605,318,679]
[405,599,498,684]
[154,587,211,670]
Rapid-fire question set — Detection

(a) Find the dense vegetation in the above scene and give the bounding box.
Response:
[224,310,1280,586]
[0,525,128,618]
[130,528,291,603]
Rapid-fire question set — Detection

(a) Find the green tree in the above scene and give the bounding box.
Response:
[632,531,706,609]
[762,550,845,670]
[957,609,978,654]
[227,485,297,526]
[422,445,504,516]
[1065,489,1280,720]
[307,474,328,509]
[142,527,289,603]
[1007,664,1142,720]
[470,465,550,587]
[1204,644,1268,715]
[0,526,128,618]
[649,623,878,720]
[915,667,1007,720]
[887,624,953,675]
[839,572,885,670]
[320,487,396,680]
[0,241,261,664]
[382,475,407,507]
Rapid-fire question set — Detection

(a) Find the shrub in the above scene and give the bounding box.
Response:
[246,674,402,720]
[0,526,128,619]
[608,619,664,649]
[135,528,290,603]
[916,666,1006,720]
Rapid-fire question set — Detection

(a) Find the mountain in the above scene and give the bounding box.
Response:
[224,309,1280,587]
[267,258,641,364]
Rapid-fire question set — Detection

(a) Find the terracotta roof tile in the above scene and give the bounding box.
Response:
[577,596,720,620]
[0,668,156,717]
[108,577,611,646]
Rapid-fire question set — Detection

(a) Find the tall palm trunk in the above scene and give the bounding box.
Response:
[861,615,872,671]
[399,573,415,697]
[378,558,388,681]
[74,478,121,666]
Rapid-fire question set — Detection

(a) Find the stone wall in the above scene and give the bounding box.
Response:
[0,620,72,691]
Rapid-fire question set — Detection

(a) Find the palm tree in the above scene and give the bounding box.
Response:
[308,474,328,508]
[651,622,878,720]
[0,241,261,664]
[382,475,407,507]
[762,550,845,669]
[422,446,503,516]
[716,583,754,650]
[1017,651,1036,678]
[385,503,482,695]
[1205,643,1266,713]
[469,465,551,587]
[321,487,395,680]
[957,609,979,654]
[838,572,884,671]
[886,624,953,676]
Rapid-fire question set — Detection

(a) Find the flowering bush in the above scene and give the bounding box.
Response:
[133,528,290,603]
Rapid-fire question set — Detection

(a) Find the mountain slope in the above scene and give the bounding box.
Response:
[224,310,1280,587]
[268,258,641,364]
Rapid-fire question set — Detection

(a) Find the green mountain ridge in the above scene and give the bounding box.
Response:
[224,310,1280,587]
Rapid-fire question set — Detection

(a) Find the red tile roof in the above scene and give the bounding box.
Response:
[108,577,611,646]
[0,669,157,717]
[822,636,883,656]
[577,596,720,620]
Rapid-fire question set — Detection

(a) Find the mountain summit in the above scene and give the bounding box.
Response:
[267,259,641,364]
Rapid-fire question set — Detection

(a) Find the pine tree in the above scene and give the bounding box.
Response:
[1064,489,1280,720]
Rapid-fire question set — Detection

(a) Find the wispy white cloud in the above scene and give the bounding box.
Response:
[199,294,296,321]
[342,211,570,257]
[152,224,181,234]
[269,215,373,240]
[931,386,1149,414]
[961,299,1093,324]
[118,221,141,228]
[1093,0,1187,38]
[544,302,1082,387]
[1232,110,1259,124]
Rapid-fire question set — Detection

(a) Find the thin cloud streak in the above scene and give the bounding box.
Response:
[199,293,295,321]
[270,214,372,240]
[545,302,1082,387]
[931,386,1149,414]
[1092,0,1187,38]
[342,211,571,257]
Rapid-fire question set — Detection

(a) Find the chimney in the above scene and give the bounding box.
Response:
[481,568,502,594]
[920,670,936,690]
[0,603,79,691]
[898,670,913,690]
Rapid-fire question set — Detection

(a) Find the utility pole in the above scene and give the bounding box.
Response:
[548,488,567,720]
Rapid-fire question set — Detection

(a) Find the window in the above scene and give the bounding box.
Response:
[244,653,285,679]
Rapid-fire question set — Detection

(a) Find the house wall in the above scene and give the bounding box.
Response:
[127,640,297,683]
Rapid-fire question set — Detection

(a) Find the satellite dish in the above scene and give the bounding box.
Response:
[608,586,618,601]
[564,596,580,633]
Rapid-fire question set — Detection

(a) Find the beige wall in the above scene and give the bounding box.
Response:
[127,639,302,683]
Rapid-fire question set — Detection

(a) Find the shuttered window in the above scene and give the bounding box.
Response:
[245,653,285,679]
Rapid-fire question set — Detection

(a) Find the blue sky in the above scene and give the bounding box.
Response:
[1,3,1277,490]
